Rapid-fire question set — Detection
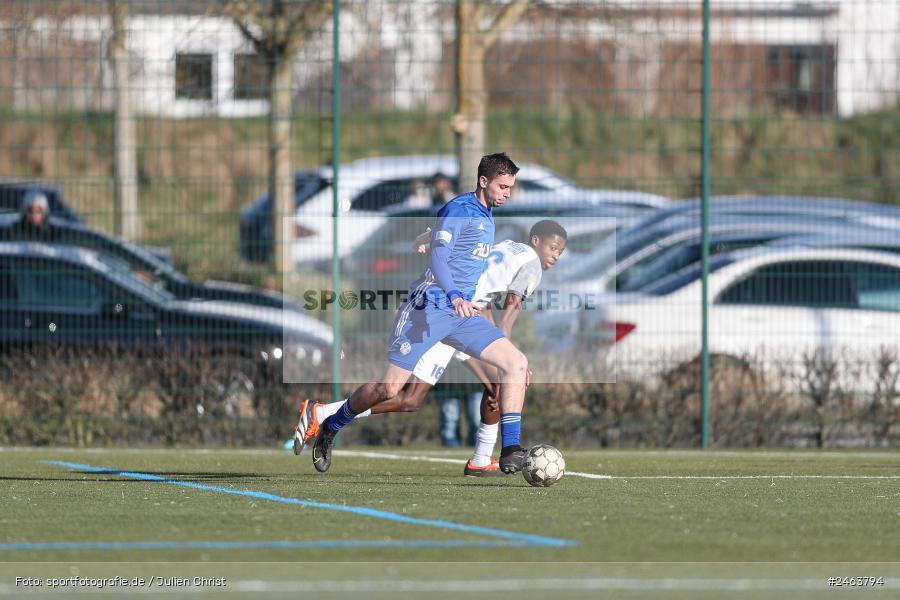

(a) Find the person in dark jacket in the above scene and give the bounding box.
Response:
[5,191,56,241]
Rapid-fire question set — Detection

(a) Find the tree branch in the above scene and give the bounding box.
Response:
[224,0,265,50]
[288,0,332,34]
[482,0,530,49]
[285,1,332,57]
[472,1,486,27]
[236,19,266,54]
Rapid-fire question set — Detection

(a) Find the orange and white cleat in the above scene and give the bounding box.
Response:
[463,458,508,478]
[292,399,321,455]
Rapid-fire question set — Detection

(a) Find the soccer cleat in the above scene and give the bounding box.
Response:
[292,399,321,456]
[463,458,507,478]
[498,444,527,474]
[311,417,338,473]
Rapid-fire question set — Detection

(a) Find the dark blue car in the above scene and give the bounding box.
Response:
[0,213,298,311]
[0,243,332,366]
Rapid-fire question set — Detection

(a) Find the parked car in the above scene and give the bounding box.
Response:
[341,200,650,296]
[0,243,332,368]
[0,181,177,264]
[763,230,900,254]
[600,195,900,270]
[547,217,896,293]
[0,213,298,311]
[631,195,900,235]
[238,155,670,265]
[535,247,900,389]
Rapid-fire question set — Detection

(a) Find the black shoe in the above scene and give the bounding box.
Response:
[312,417,338,473]
[498,444,526,474]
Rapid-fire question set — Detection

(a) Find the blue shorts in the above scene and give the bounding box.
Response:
[387,294,505,372]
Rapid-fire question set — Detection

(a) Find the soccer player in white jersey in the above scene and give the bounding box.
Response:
[293,219,567,476]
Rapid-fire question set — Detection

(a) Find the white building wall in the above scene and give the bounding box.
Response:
[502,0,898,117]
[128,15,264,117]
[51,14,267,117]
[376,3,444,109]
[16,2,900,117]
[836,1,900,116]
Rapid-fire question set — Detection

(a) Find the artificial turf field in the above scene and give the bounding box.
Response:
[2,447,900,599]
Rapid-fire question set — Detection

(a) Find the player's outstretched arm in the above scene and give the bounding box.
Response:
[413,227,431,254]
[429,206,478,318]
[493,293,532,386]
[495,292,524,338]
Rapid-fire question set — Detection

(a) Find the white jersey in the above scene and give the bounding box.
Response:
[413,239,543,385]
[471,240,543,308]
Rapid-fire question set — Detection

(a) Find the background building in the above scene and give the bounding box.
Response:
[3,1,897,118]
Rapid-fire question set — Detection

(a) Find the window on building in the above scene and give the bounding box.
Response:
[766,45,836,114]
[234,53,269,100]
[175,53,213,100]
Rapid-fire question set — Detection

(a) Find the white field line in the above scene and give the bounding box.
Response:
[340,450,900,480]
[367,449,900,462]
[5,446,900,460]
[340,449,613,480]
[5,445,900,478]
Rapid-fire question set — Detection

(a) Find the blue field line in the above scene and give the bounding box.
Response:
[43,460,576,548]
[1,539,531,552]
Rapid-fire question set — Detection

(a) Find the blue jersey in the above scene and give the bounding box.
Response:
[388,192,504,372]
[413,192,494,300]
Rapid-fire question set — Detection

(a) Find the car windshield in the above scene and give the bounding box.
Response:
[550,227,666,284]
[294,172,330,208]
[641,255,735,296]
[117,238,187,283]
[518,171,575,192]
[616,235,782,292]
[616,242,700,292]
[94,253,176,304]
[568,214,871,287]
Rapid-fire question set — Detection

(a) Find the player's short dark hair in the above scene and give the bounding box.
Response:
[529,219,568,241]
[477,152,519,182]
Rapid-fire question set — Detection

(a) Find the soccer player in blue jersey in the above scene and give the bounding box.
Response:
[295,220,568,476]
[310,153,531,474]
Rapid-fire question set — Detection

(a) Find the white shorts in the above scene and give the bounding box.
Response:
[411,341,471,385]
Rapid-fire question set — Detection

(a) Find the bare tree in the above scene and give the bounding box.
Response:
[108,0,139,240]
[225,0,332,275]
[453,0,529,188]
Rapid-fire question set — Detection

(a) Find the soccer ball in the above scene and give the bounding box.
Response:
[522,444,565,487]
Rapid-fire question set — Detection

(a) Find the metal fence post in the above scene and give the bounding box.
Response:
[700,0,712,449]
[331,0,342,403]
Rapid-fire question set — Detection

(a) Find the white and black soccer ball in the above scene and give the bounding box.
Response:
[522,444,565,487]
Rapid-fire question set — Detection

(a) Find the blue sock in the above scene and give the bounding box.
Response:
[499,412,521,449]
[326,401,357,433]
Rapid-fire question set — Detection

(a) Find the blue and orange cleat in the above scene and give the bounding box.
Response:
[292,399,321,456]
[463,458,508,478]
